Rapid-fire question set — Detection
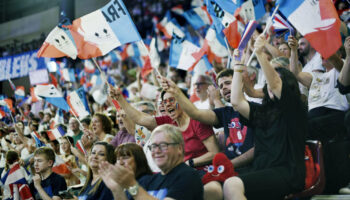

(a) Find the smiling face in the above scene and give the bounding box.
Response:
[60,138,71,154]
[218,76,232,102]
[88,144,107,170]
[163,93,182,120]
[150,131,182,173]
[278,43,291,57]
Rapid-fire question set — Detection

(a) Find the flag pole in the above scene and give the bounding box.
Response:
[224,38,232,69]
[91,58,108,83]
[246,4,280,67]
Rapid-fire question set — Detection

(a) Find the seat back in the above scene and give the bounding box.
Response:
[285,140,325,199]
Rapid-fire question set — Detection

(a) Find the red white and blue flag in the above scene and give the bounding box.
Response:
[76,140,87,155]
[52,155,71,175]
[67,88,90,119]
[183,6,212,30]
[50,109,64,129]
[60,68,76,82]
[237,20,258,60]
[47,125,66,141]
[169,36,202,71]
[0,163,34,200]
[34,84,70,112]
[71,0,142,59]
[37,23,79,59]
[15,86,25,100]
[277,0,341,59]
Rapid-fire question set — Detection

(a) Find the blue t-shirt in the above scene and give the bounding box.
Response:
[30,172,67,199]
[140,163,203,200]
[213,106,254,159]
[78,179,113,200]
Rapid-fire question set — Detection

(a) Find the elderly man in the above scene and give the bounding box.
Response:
[99,124,204,200]
[68,118,83,146]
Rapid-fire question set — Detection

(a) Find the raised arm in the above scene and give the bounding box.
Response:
[159,76,220,126]
[339,36,350,86]
[288,36,313,88]
[254,34,283,99]
[109,85,157,131]
[230,49,250,119]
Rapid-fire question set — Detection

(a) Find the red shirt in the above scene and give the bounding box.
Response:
[155,116,214,162]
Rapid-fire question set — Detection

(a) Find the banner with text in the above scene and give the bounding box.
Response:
[0,50,52,81]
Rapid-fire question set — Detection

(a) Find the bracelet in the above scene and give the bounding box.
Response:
[234,69,244,73]
[189,158,195,168]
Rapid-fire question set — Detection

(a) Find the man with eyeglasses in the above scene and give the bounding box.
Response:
[100,124,204,200]
[193,75,212,109]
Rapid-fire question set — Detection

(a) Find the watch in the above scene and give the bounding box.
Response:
[127,183,139,196]
[189,158,195,168]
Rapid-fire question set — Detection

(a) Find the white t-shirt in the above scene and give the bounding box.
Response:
[302,52,324,73]
[308,68,349,111]
[193,98,210,110]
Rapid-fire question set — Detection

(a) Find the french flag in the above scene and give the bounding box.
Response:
[0,163,34,200]
[211,0,243,15]
[273,12,296,36]
[76,140,87,155]
[237,20,258,60]
[204,25,229,63]
[34,84,70,112]
[60,68,76,82]
[37,23,79,59]
[240,0,265,20]
[206,0,241,48]
[149,37,161,69]
[52,155,71,175]
[31,131,45,147]
[47,125,66,141]
[277,0,341,59]
[71,0,142,59]
[169,37,202,71]
[159,17,185,39]
[67,89,90,119]
[183,6,212,30]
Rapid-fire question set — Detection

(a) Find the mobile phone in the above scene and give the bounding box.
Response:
[58,190,74,199]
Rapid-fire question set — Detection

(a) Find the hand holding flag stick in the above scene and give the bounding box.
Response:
[246,4,280,66]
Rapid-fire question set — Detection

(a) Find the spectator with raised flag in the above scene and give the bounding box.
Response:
[59,136,80,186]
[29,147,67,200]
[109,84,220,171]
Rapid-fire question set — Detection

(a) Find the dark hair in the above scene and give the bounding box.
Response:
[81,117,91,126]
[92,113,112,134]
[216,69,234,84]
[253,67,302,129]
[160,89,187,101]
[79,141,116,196]
[6,150,19,165]
[115,143,152,178]
[34,147,56,167]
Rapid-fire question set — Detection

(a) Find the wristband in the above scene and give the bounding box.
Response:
[234,69,244,73]
[189,158,195,168]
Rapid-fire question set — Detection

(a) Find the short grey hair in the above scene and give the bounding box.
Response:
[150,124,184,153]
[134,101,156,112]
[197,75,213,85]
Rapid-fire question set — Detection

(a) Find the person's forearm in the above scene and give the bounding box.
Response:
[191,151,216,167]
[134,187,159,200]
[112,185,128,200]
[289,49,300,75]
[339,55,350,86]
[231,147,254,169]
[264,42,283,58]
[255,52,282,96]
[231,67,245,108]
[117,96,156,130]
[212,98,225,109]
[173,91,218,125]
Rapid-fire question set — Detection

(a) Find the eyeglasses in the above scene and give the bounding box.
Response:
[162,97,176,105]
[147,142,179,152]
